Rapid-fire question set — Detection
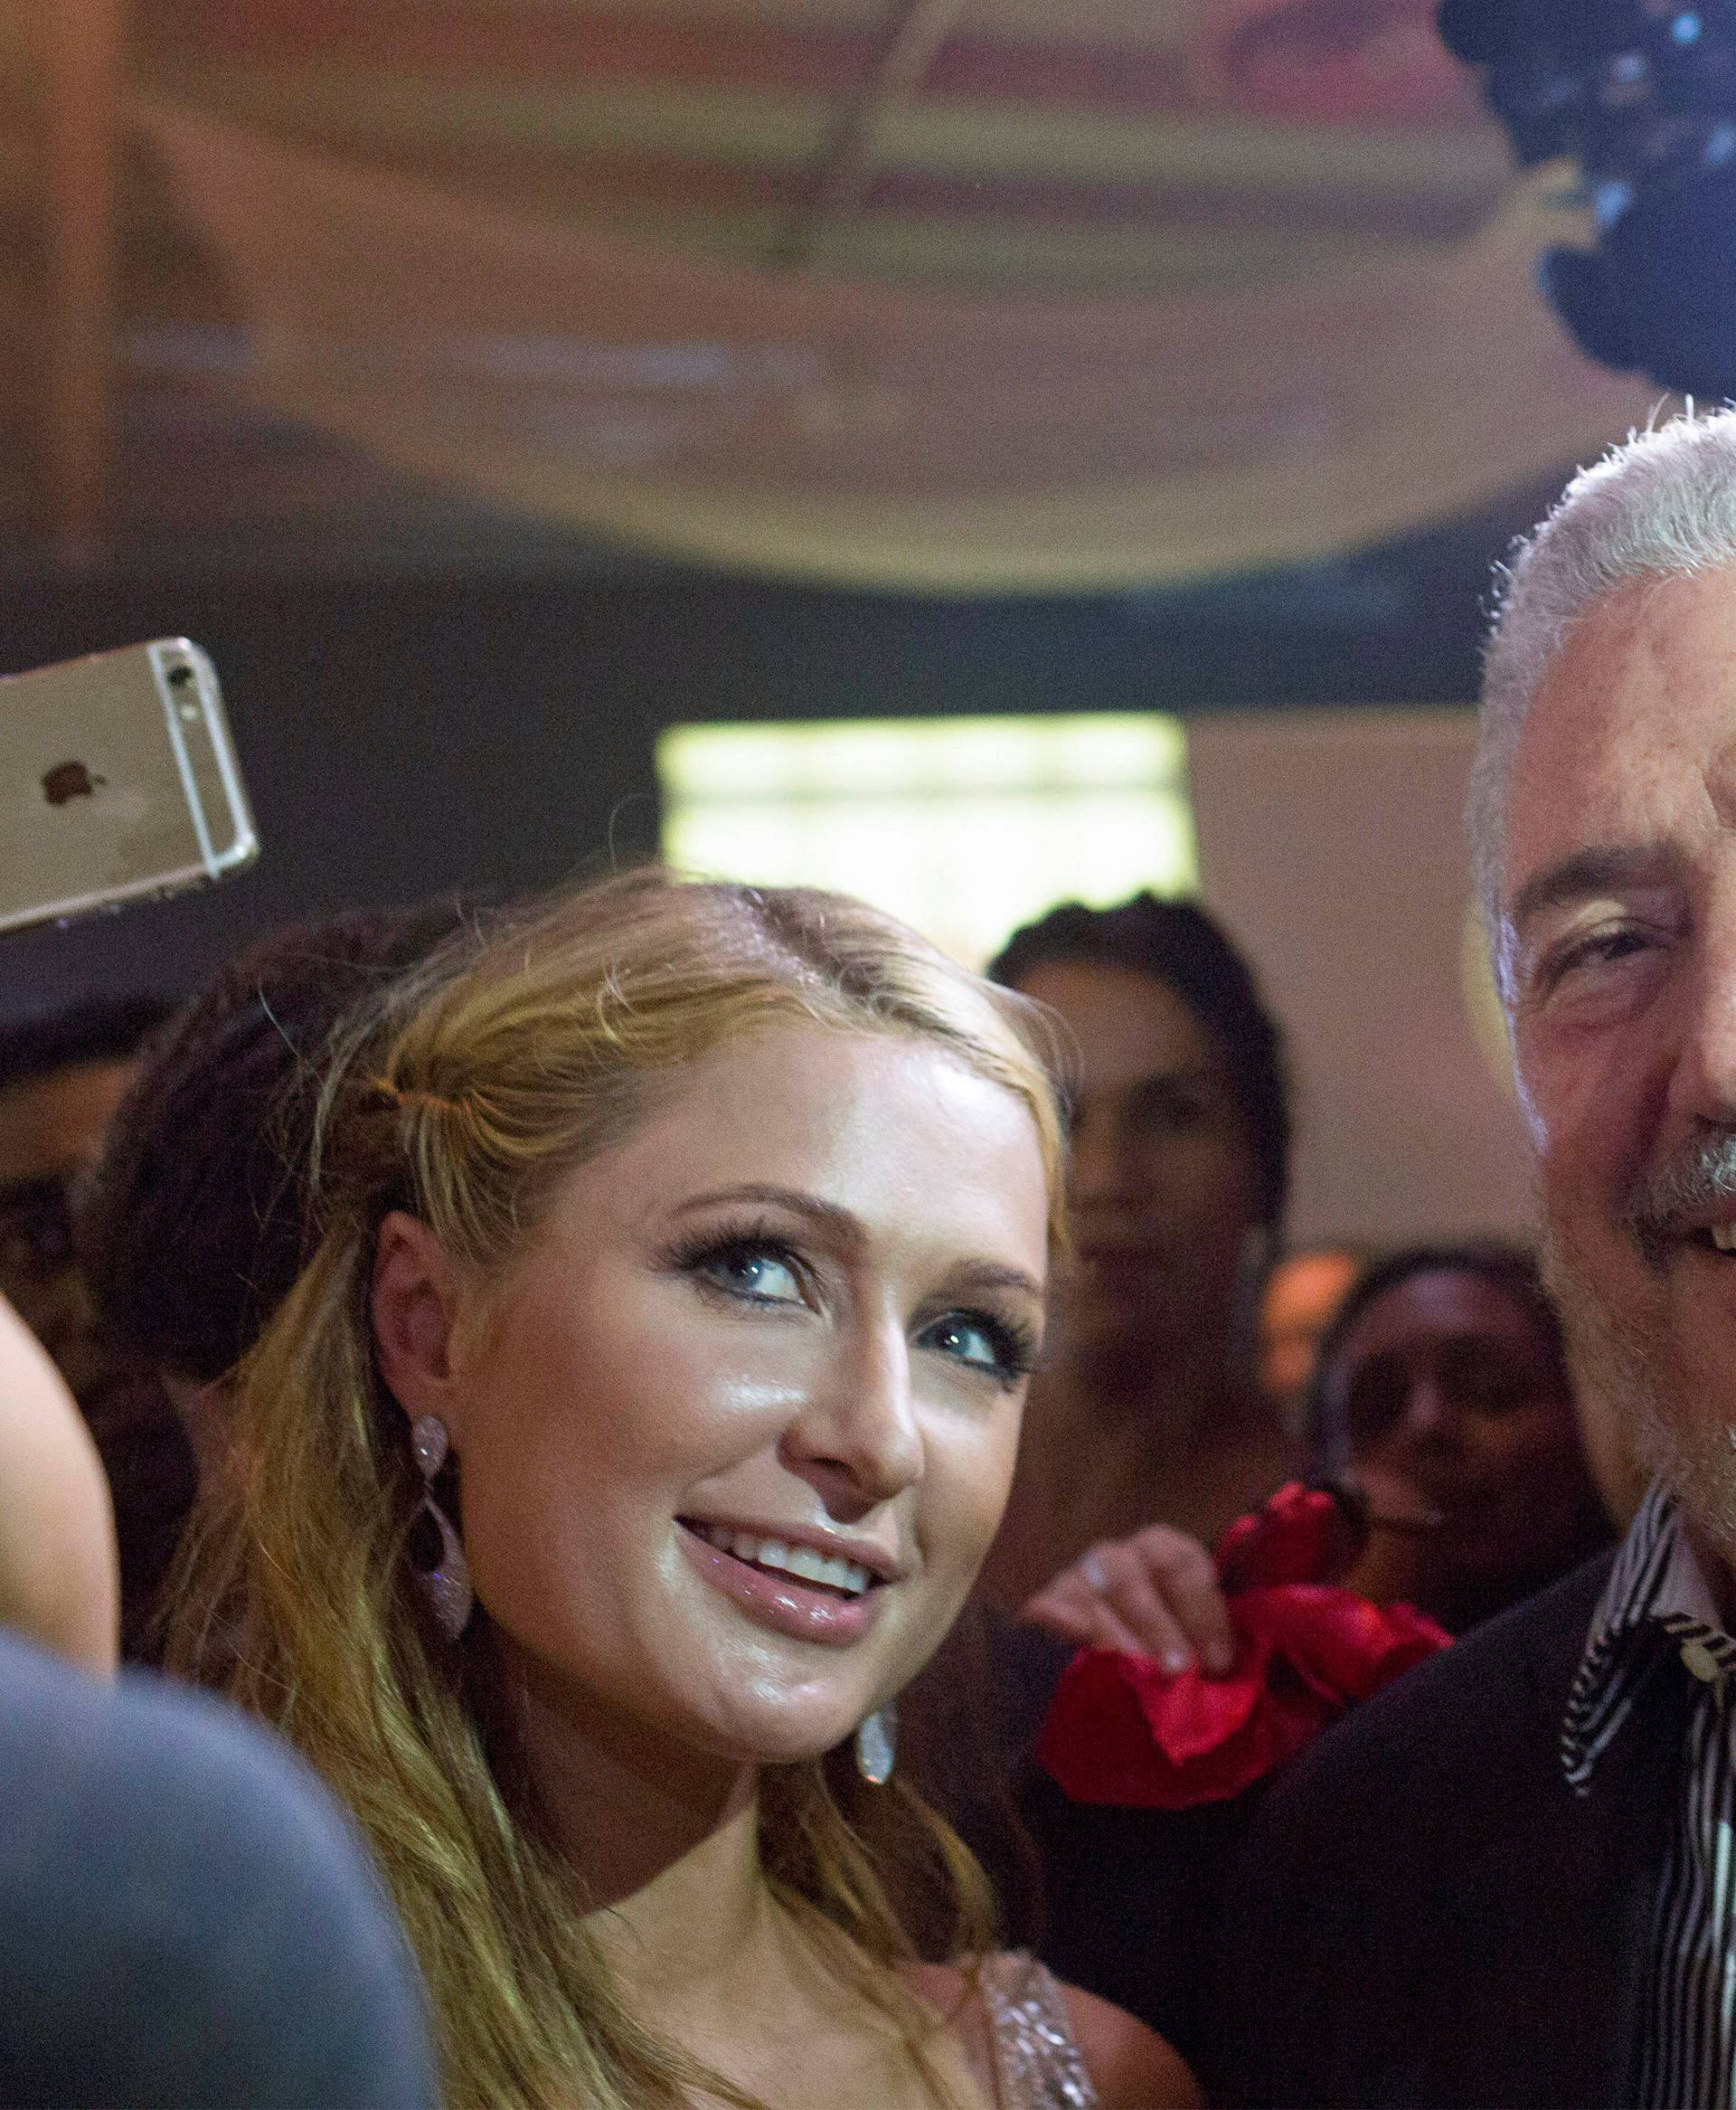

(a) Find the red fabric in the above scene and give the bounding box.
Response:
[1035,1483,1450,1810]
[1213,1478,1358,1590]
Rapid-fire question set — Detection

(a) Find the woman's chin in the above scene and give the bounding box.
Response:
[705,1712,865,1771]
[667,1679,879,1771]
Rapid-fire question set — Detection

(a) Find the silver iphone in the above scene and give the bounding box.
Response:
[0,639,259,938]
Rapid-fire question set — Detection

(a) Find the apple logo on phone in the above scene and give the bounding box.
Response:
[42,762,106,806]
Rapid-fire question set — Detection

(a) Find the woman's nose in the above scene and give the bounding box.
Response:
[778,1325,924,1512]
[1068,1113,1144,1213]
[1401,1370,1455,1441]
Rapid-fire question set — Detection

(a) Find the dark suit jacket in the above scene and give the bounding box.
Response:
[1205,1551,1690,2110]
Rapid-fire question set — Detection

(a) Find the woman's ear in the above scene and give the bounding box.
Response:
[372,1211,466,1435]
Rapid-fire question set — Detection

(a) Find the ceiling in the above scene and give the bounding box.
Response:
[1,1,1547,573]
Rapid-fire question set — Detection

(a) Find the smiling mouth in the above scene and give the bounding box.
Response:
[678,1521,875,1600]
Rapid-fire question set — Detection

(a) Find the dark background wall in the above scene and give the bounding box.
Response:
[0,472,1559,1025]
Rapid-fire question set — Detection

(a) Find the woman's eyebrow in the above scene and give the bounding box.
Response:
[941,1261,1046,1304]
[667,1182,861,1243]
[1127,1064,1222,1098]
[667,1185,1043,1301]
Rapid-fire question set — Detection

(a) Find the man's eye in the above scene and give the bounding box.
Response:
[1534,924,1659,998]
[1567,930,1650,971]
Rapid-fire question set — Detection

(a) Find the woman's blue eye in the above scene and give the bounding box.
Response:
[919,1311,1033,1385]
[702,1244,804,1304]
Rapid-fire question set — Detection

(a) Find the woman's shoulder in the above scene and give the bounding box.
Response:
[908,1954,1200,2109]
[1051,1974,1201,2109]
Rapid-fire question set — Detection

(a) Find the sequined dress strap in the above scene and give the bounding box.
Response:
[979,1952,1098,2109]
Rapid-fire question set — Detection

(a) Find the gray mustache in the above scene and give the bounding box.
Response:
[1627,1135,1736,1267]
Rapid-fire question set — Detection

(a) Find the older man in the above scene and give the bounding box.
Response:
[1211,412,1736,2109]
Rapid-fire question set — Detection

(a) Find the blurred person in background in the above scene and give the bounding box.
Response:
[0,996,195,1659]
[80,898,475,1488]
[976,894,1295,1622]
[1306,1242,1613,1635]
[1028,1241,1615,1665]
[0,996,175,1398]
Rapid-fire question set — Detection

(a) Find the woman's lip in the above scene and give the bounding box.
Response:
[1366,1502,1447,1538]
[1357,1485,1448,1535]
[676,1522,884,1647]
[678,1514,903,1584]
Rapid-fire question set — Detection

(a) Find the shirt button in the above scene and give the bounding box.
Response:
[1681,1639,1723,1683]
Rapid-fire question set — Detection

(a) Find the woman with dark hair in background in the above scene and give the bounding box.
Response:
[991,1240,1613,2068]
[1034,1239,1616,1660]
[1304,1241,1613,1635]
[80,900,475,1476]
[977,894,1294,1641]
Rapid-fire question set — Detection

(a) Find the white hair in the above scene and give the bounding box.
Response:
[1472,407,1736,989]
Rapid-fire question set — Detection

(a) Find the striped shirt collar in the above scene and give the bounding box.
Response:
[1561,1480,1736,1794]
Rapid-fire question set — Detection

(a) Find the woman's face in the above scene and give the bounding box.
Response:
[375,1023,1049,1770]
[1009,958,1262,1365]
[1325,1268,1592,1620]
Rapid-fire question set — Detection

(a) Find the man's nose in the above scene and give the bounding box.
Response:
[779,1322,924,1512]
[1667,923,1736,1128]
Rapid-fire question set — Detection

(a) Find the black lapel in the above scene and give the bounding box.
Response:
[1450,1622,1690,2106]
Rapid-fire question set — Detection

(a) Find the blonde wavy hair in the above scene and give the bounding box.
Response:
[166,868,1068,2110]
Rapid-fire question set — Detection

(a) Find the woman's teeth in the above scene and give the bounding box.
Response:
[1712,1224,1736,1253]
[692,1523,872,1597]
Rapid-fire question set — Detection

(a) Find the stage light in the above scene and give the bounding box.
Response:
[1439,0,1736,395]
[656,714,1197,969]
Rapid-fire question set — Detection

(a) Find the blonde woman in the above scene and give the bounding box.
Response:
[168,870,1197,2110]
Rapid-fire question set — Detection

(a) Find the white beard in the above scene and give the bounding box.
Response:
[1541,1219,1736,1560]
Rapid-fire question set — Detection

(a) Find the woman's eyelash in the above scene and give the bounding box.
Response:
[934,1307,1043,1387]
[663,1216,805,1292]
[663,1223,1043,1382]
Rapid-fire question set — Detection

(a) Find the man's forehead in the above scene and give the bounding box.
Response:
[1503,571,1736,904]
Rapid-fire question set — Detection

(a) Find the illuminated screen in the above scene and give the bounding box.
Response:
[657,714,1198,966]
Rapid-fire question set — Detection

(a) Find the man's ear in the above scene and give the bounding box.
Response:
[372,1211,467,1435]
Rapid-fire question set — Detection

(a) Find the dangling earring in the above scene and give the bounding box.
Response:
[409,1415,473,1640]
[855,1701,897,1785]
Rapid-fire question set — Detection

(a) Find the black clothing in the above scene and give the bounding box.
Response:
[1204,1551,1680,2109]
[921,1612,1255,2075]
[0,1631,436,2109]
